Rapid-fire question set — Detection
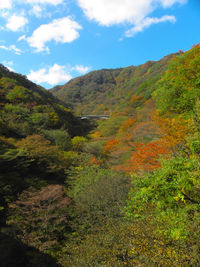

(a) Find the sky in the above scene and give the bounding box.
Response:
[0,0,199,89]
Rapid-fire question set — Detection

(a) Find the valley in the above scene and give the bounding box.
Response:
[0,44,200,266]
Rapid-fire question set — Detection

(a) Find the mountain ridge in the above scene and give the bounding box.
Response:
[50,53,177,115]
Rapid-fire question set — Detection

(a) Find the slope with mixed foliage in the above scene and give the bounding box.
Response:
[57,45,200,265]
[51,53,175,115]
[0,65,92,265]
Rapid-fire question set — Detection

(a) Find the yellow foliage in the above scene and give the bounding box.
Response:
[153,112,193,149]
[49,112,59,123]
[129,94,143,104]
[90,131,101,139]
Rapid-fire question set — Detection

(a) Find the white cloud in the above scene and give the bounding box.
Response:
[29,5,43,17]
[18,35,26,41]
[26,17,82,52]
[76,0,187,36]
[77,0,186,26]
[7,66,14,71]
[125,15,176,37]
[72,65,90,74]
[0,11,10,18]
[0,0,12,9]
[27,64,72,85]
[77,0,149,26]
[5,65,14,71]
[0,44,22,55]
[2,60,14,71]
[6,14,28,31]
[26,0,63,5]
[160,0,187,7]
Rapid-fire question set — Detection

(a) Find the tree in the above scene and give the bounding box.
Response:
[16,134,65,172]
[153,112,192,153]
[125,156,200,240]
[6,86,31,103]
[67,166,131,231]
[7,185,70,251]
[154,44,200,114]
[71,136,87,152]
[43,129,72,151]
[126,140,169,172]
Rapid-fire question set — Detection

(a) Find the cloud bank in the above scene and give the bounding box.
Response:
[77,0,187,36]
[77,0,186,26]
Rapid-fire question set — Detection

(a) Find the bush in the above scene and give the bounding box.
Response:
[71,136,87,152]
[68,166,131,230]
[43,130,72,151]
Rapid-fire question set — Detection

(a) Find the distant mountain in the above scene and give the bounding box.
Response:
[50,54,177,115]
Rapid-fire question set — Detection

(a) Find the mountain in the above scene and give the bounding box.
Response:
[50,53,177,115]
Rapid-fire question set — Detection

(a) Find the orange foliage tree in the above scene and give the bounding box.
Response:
[118,117,137,134]
[103,139,118,152]
[125,140,169,172]
[129,94,143,104]
[89,157,102,165]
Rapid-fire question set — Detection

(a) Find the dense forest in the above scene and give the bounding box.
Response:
[1,44,200,266]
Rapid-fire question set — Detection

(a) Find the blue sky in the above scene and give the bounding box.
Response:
[0,0,199,89]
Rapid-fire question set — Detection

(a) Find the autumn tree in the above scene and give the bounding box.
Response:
[153,112,192,153]
[16,134,65,172]
[7,185,70,251]
[155,44,200,114]
[126,140,169,172]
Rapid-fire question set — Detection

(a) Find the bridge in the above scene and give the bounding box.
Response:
[77,115,110,120]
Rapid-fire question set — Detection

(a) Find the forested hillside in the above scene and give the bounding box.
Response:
[1,44,200,266]
[0,65,92,265]
[51,53,175,115]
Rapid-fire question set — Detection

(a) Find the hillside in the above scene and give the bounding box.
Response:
[0,64,89,234]
[0,64,86,137]
[50,53,176,115]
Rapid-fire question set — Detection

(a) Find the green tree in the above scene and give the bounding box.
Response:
[7,86,31,103]
[68,166,130,231]
[43,129,72,151]
[155,45,200,115]
[125,156,200,240]
[71,136,87,152]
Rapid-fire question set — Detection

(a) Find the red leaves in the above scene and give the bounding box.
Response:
[126,140,169,172]
[89,157,102,165]
[104,139,118,152]
[118,118,137,133]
